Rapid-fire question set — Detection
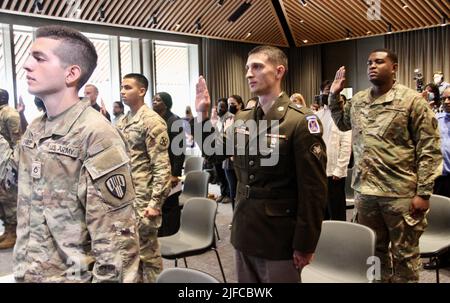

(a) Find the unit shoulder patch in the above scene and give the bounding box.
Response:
[310,143,323,160]
[306,115,321,134]
[105,174,127,199]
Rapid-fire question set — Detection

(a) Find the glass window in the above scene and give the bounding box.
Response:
[82,32,112,115]
[120,37,132,77]
[0,26,5,93]
[13,25,38,122]
[154,41,192,118]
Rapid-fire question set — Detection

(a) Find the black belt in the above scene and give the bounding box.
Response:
[237,184,297,199]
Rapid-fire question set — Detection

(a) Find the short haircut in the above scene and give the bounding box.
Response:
[0,89,9,105]
[123,73,149,92]
[85,84,98,93]
[248,45,288,73]
[35,25,98,90]
[320,80,332,92]
[229,94,244,107]
[369,48,398,64]
[217,98,228,106]
[114,101,124,110]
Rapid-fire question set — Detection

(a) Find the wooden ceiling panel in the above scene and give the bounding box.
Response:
[0,0,448,47]
[281,0,449,46]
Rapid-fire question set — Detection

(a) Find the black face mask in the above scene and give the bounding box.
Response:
[229,105,238,114]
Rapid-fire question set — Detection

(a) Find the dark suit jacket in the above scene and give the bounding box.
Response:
[164,111,185,177]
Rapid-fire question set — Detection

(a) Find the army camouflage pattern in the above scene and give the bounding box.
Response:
[117,104,171,282]
[0,100,140,282]
[355,193,427,283]
[329,83,442,197]
[0,104,21,226]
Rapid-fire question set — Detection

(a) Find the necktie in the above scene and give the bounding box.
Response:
[256,106,265,122]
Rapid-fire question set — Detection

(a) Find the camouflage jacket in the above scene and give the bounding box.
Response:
[0,100,140,282]
[117,104,171,223]
[0,104,21,148]
[330,83,442,197]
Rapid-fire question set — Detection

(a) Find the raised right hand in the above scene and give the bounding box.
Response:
[195,76,211,113]
[17,96,25,113]
[330,66,346,95]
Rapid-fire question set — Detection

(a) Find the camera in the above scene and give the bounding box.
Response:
[413,68,424,93]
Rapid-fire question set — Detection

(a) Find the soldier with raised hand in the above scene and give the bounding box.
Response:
[193,46,327,283]
[329,49,442,282]
[117,73,171,283]
[0,25,140,282]
[0,89,20,249]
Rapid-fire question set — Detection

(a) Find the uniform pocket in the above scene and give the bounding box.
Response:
[265,200,296,217]
[377,107,407,138]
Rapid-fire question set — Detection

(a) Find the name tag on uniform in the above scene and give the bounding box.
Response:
[32,161,42,179]
[48,143,79,158]
[22,138,35,148]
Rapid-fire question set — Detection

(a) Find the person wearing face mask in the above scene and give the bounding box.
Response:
[228,95,244,115]
[433,71,450,96]
[224,95,244,213]
[422,83,441,113]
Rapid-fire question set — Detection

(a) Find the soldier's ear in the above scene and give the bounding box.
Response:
[139,87,146,98]
[392,63,398,74]
[275,65,286,80]
[65,65,82,87]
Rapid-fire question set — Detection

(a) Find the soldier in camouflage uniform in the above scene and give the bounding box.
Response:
[117,73,171,283]
[0,89,20,249]
[329,49,442,282]
[0,25,140,282]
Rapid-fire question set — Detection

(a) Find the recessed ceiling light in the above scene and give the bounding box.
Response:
[303,39,308,43]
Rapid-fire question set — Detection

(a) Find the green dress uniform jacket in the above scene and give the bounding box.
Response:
[195,93,327,260]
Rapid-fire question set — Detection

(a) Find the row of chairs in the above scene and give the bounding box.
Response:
[302,194,450,283]
[159,156,227,282]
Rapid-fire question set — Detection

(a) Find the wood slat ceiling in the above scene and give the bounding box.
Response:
[281,0,450,46]
[0,0,288,46]
[0,0,449,47]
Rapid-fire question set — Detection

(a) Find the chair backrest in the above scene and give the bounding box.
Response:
[345,168,354,200]
[182,171,209,198]
[181,197,217,244]
[156,267,220,283]
[184,156,204,175]
[426,194,450,233]
[306,221,376,281]
[0,274,15,283]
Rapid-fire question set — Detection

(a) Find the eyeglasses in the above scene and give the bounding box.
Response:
[441,96,450,102]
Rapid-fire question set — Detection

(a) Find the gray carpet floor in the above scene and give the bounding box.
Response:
[1,184,449,283]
